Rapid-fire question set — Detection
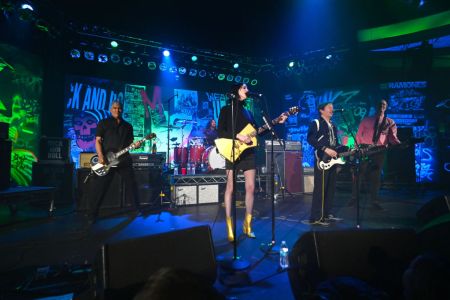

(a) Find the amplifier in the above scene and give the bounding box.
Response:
[131,152,165,169]
[264,140,302,151]
[39,137,71,163]
[79,152,96,168]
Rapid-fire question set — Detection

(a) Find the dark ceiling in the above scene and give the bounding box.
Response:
[38,0,450,60]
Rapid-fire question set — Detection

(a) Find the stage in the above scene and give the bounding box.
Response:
[0,182,448,299]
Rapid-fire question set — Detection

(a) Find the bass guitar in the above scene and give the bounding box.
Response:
[215,106,299,162]
[90,133,156,176]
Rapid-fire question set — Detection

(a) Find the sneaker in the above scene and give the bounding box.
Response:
[325,214,343,222]
[302,219,330,226]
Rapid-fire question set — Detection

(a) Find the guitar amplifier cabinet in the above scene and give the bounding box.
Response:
[265,150,303,194]
[131,152,165,169]
[171,184,219,206]
[79,152,96,168]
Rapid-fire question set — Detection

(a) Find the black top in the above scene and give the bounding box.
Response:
[96,117,134,166]
[204,128,218,146]
[217,101,257,139]
[307,117,347,160]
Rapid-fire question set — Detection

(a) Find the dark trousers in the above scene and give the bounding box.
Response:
[310,160,337,221]
[351,152,386,204]
[88,165,140,218]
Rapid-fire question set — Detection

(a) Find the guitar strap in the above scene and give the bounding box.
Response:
[372,115,387,144]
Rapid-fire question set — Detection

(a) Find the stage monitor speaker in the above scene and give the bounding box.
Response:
[288,229,418,300]
[32,162,74,203]
[266,150,303,194]
[0,140,12,190]
[76,168,123,211]
[96,225,217,299]
[416,195,450,227]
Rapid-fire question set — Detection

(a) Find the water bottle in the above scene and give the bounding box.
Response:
[152,142,157,154]
[173,166,178,175]
[279,241,289,269]
[191,164,196,175]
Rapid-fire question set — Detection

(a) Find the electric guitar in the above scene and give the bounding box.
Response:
[90,133,156,176]
[317,138,424,170]
[215,106,299,162]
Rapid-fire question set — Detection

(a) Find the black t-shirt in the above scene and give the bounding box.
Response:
[96,117,134,165]
[217,101,257,139]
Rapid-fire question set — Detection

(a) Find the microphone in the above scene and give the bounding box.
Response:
[226,93,236,99]
[333,108,345,112]
[247,92,263,97]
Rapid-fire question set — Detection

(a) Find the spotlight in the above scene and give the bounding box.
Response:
[169,66,178,73]
[226,74,234,81]
[234,76,242,83]
[199,70,207,77]
[217,73,225,80]
[159,63,168,71]
[18,3,35,21]
[84,51,95,61]
[98,54,108,63]
[250,79,258,86]
[123,56,132,66]
[233,63,239,69]
[110,53,121,63]
[21,4,34,11]
[70,49,81,59]
[189,68,197,76]
[242,77,250,84]
[325,54,332,60]
[191,55,198,62]
[288,61,295,68]
[110,41,118,48]
[148,61,157,70]
[134,57,143,67]
[178,67,187,75]
[163,50,170,57]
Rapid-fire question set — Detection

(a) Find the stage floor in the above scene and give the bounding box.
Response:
[0,183,448,299]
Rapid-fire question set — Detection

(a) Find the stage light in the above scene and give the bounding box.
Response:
[163,50,170,57]
[21,4,34,11]
[110,53,120,63]
[169,66,178,73]
[217,73,225,80]
[123,56,132,66]
[98,54,108,63]
[189,68,197,76]
[250,79,258,85]
[234,75,242,83]
[148,61,157,70]
[242,77,250,84]
[159,62,168,71]
[325,54,332,60]
[70,49,81,59]
[191,55,198,62]
[18,3,35,21]
[226,74,234,81]
[233,63,239,69]
[199,70,207,77]
[288,61,295,68]
[84,51,95,61]
[111,41,118,48]
[178,67,187,75]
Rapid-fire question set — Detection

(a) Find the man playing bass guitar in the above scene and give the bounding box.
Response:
[306,102,348,226]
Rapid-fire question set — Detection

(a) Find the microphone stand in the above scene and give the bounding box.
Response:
[222,95,250,273]
[338,111,362,228]
[260,110,284,254]
[166,93,177,168]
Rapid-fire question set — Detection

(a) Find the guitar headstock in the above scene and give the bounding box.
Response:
[146,133,157,140]
[287,106,300,116]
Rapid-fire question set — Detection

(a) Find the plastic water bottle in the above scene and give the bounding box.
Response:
[191,164,196,175]
[173,167,178,175]
[279,241,289,269]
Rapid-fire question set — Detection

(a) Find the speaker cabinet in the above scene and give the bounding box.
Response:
[134,168,162,206]
[32,162,74,204]
[288,229,418,300]
[0,140,11,190]
[96,225,217,299]
[265,150,303,194]
[417,195,450,226]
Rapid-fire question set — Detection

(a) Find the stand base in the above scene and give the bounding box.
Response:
[260,241,279,255]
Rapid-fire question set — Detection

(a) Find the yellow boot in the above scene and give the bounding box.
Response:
[243,213,256,238]
[226,217,234,242]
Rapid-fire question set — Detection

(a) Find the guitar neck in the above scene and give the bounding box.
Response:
[115,137,147,157]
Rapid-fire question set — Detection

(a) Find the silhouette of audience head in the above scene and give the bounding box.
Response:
[134,267,224,300]
[402,252,450,300]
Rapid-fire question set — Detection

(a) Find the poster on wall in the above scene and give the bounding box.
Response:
[0,43,42,186]
[63,75,232,168]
